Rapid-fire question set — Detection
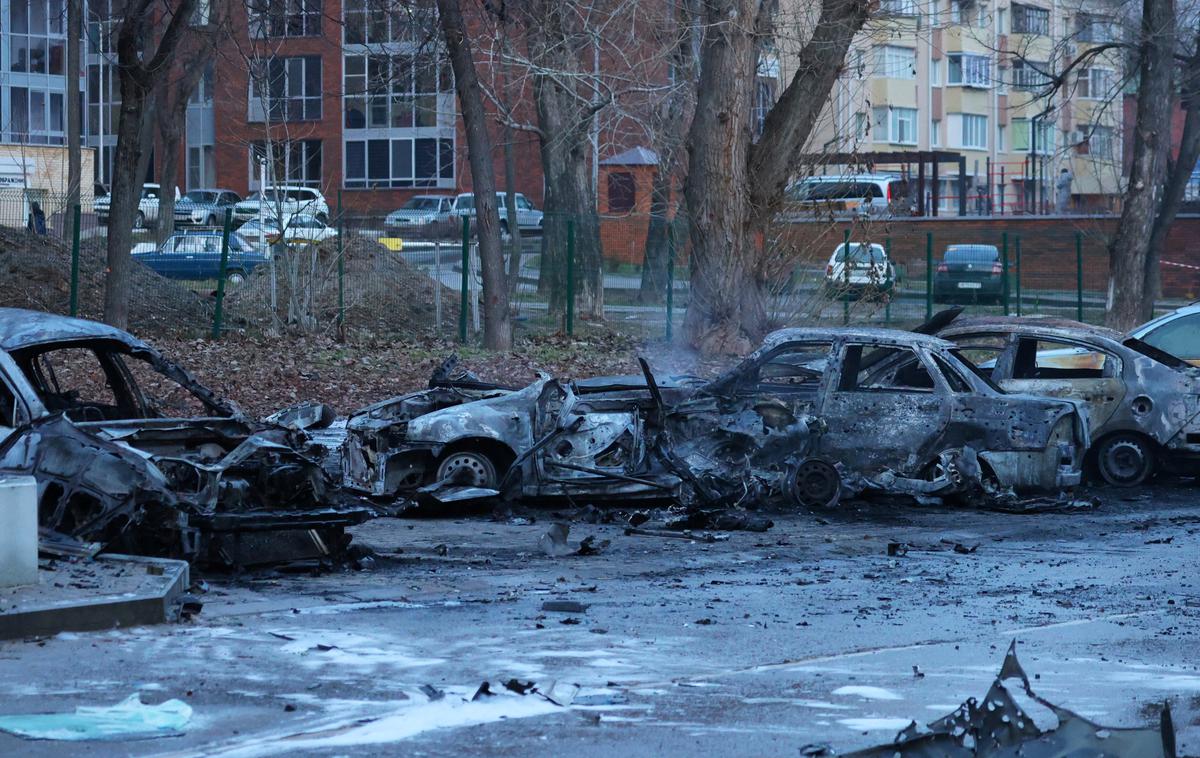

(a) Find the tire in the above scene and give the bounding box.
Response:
[226,270,246,285]
[1095,432,1155,487]
[135,211,146,229]
[435,450,498,488]
[499,221,510,237]
[206,214,217,226]
[788,457,841,509]
[316,213,328,225]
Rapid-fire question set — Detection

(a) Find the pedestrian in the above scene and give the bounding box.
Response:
[27,201,46,235]
[1055,168,1072,214]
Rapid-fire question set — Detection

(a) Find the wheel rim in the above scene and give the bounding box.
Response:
[1101,438,1148,484]
[437,453,495,487]
[228,272,244,284]
[792,458,840,508]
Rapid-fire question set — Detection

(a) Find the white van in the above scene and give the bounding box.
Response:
[785,174,910,218]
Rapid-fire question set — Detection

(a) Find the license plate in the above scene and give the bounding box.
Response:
[957,282,983,289]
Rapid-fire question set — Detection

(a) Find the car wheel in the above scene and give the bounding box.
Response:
[207,214,217,226]
[1095,433,1155,487]
[499,221,510,236]
[316,213,328,225]
[135,211,146,228]
[435,450,498,488]
[788,458,841,509]
[226,270,246,285]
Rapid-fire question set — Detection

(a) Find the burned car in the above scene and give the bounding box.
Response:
[0,308,375,565]
[939,316,1200,486]
[343,328,1087,507]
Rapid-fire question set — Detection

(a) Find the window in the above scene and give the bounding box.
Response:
[930,58,941,86]
[0,378,20,428]
[1075,68,1112,99]
[997,7,1007,33]
[932,354,971,393]
[248,56,322,121]
[1076,124,1114,158]
[874,46,916,79]
[872,106,917,144]
[344,53,452,130]
[997,124,1006,152]
[854,112,868,140]
[1012,60,1051,91]
[9,0,66,74]
[752,78,775,138]
[947,53,990,87]
[1076,14,1115,43]
[757,344,832,389]
[1012,3,1049,34]
[881,0,917,14]
[1012,339,1115,379]
[931,119,941,147]
[1011,118,1054,153]
[8,87,65,144]
[1141,314,1200,361]
[190,63,215,105]
[344,137,454,188]
[957,114,988,149]
[187,145,216,189]
[344,0,438,45]
[249,140,323,189]
[247,0,322,38]
[607,172,636,213]
[840,345,935,393]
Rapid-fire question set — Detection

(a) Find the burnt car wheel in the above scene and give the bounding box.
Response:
[436,450,499,488]
[788,458,841,510]
[1095,433,1155,487]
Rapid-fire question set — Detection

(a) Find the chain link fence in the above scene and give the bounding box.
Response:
[1,193,1196,342]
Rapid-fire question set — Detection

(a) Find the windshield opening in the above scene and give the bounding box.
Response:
[183,191,218,203]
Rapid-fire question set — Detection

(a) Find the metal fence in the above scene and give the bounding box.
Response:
[0,193,1193,342]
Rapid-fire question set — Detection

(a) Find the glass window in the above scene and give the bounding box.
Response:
[1012,3,1050,34]
[874,46,916,79]
[1012,60,1051,90]
[1140,314,1200,361]
[947,53,990,87]
[248,0,322,38]
[1011,119,1054,154]
[840,345,935,393]
[758,343,832,387]
[607,172,636,212]
[1012,338,1115,379]
[248,55,321,122]
[344,137,453,189]
[960,114,988,149]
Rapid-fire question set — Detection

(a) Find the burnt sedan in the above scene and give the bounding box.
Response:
[0,308,376,565]
[343,329,1086,508]
[938,316,1200,486]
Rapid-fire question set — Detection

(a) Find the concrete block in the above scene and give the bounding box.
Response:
[0,475,37,588]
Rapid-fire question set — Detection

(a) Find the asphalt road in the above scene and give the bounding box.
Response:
[2,484,1200,756]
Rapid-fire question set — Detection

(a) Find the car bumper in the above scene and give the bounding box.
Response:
[933,278,1004,299]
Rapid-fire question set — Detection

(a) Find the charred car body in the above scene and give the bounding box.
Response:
[344,328,1087,507]
[938,316,1200,486]
[0,309,375,564]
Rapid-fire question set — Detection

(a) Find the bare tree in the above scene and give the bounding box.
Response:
[438,0,513,348]
[65,0,82,241]
[103,0,201,328]
[682,0,871,353]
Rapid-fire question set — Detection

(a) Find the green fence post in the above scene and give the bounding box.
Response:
[665,221,675,341]
[1015,236,1022,316]
[842,228,851,325]
[211,209,233,340]
[566,218,576,336]
[68,204,81,317]
[884,236,893,325]
[925,232,933,321]
[459,215,469,342]
[1001,231,1010,315]
[337,190,345,336]
[1075,231,1084,321]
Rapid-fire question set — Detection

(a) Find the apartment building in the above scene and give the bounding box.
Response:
[803,0,1124,212]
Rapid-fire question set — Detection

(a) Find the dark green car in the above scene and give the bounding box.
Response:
[932,244,1003,304]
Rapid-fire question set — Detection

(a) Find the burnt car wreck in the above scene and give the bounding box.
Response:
[344,328,1087,510]
[0,309,377,565]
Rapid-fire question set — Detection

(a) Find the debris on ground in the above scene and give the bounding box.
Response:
[541,601,588,614]
[846,642,1176,757]
[0,694,192,741]
[536,523,608,557]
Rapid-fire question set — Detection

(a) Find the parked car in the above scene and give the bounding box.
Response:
[237,214,337,248]
[933,244,1004,304]
[784,174,910,219]
[94,183,181,228]
[1130,303,1200,366]
[938,315,1200,486]
[233,186,330,225]
[342,329,1085,507]
[451,192,543,235]
[823,242,895,300]
[385,195,455,234]
[0,309,376,564]
[174,189,243,227]
[132,230,269,284]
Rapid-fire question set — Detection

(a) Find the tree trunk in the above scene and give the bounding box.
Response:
[438,0,512,349]
[1107,0,1175,329]
[65,0,81,242]
[157,132,180,243]
[103,82,155,329]
[639,168,673,303]
[503,121,524,301]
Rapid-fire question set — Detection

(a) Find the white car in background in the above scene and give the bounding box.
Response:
[1130,303,1200,366]
[385,195,456,233]
[822,242,896,300]
[95,183,181,228]
[451,192,544,235]
[233,186,330,225]
[237,214,337,249]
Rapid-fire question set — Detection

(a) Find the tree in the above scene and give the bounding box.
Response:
[65,0,82,242]
[103,0,201,329]
[437,0,513,349]
[682,0,871,354]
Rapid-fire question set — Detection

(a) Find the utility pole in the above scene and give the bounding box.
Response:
[65,0,82,240]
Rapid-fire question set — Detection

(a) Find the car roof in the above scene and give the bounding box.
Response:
[938,316,1127,345]
[799,174,902,182]
[1131,302,1200,337]
[0,308,151,353]
[455,191,525,197]
[758,326,953,352]
[945,244,998,251]
[185,188,233,194]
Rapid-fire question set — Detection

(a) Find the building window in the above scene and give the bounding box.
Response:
[1076,68,1112,99]
[247,0,322,38]
[249,139,323,188]
[1076,124,1114,158]
[190,63,214,105]
[854,111,868,140]
[956,113,987,149]
[997,124,1006,152]
[344,0,438,45]
[947,53,990,88]
[1012,60,1052,91]
[9,0,66,74]
[930,58,941,86]
[880,0,917,15]
[752,78,775,138]
[344,137,454,188]
[872,106,918,144]
[1011,118,1055,154]
[1076,14,1115,43]
[1012,3,1050,35]
[873,46,916,79]
[931,119,941,147]
[7,87,65,144]
[607,172,636,213]
[344,53,452,130]
[248,56,322,122]
[187,145,216,189]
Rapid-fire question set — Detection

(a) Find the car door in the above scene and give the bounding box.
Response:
[0,358,32,444]
[819,342,952,476]
[993,334,1126,430]
[144,237,183,278]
